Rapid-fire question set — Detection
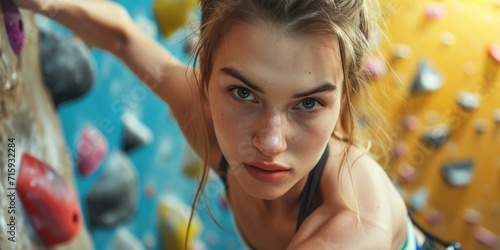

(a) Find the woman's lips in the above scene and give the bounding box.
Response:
[243,163,290,182]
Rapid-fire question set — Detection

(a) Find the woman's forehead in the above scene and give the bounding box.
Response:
[212,22,344,87]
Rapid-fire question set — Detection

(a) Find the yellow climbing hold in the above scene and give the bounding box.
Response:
[153,0,198,38]
[157,195,202,250]
[182,144,204,179]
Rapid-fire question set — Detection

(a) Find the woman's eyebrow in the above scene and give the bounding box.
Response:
[220,66,337,97]
[220,67,264,93]
[292,83,337,98]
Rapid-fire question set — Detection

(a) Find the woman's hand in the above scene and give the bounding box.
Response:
[13,0,48,12]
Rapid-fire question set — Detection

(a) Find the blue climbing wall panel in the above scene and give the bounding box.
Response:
[42,0,243,249]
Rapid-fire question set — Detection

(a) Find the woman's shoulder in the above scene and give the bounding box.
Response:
[312,138,408,247]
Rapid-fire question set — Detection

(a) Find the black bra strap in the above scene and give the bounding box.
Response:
[296,144,330,232]
[219,156,229,189]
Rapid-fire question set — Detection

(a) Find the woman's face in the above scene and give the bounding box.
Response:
[208,22,344,200]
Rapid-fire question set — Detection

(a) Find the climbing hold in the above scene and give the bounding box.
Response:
[2,0,24,55]
[410,188,429,212]
[488,43,500,63]
[421,124,450,147]
[220,192,229,210]
[457,92,480,111]
[143,233,156,248]
[122,112,153,153]
[441,159,474,187]
[398,163,416,182]
[463,208,480,224]
[393,142,408,158]
[86,151,138,228]
[110,227,145,250]
[17,153,82,246]
[153,0,197,38]
[411,60,444,94]
[190,239,207,250]
[77,125,108,177]
[425,209,442,225]
[474,119,487,134]
[393,44,412,59]
[474,227,498,248]
[440,32,455,46]
[144,183,156,198]
[463,62,476,76]
[182,144,204,179]
[158,195,202,250]
[425,2,447,20]
[364,57,387,78]
[494,109,500,124]
[39,26,95,106]
[403,115,420,132]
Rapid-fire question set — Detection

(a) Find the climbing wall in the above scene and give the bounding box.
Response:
[371,0,500,249]
[0,3,93,250]
[0,0,243,249]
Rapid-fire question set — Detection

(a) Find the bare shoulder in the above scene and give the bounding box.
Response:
[288,139,408,249]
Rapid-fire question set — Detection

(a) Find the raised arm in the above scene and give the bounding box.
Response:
[17,0,222,167]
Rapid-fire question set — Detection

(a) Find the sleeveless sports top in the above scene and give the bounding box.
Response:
[218,145,330,235]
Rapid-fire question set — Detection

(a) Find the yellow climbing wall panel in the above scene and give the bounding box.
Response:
[373,0,500,249]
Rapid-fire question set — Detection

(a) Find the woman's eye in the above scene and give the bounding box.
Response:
[295,98,322,112]
[231,87,255,101]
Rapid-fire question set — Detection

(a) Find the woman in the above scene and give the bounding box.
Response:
[16,0,417,249]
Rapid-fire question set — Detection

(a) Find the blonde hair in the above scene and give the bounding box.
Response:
[186,0,392,247]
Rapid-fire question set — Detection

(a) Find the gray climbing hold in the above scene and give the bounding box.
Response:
[86,151,138,228]
[110,227,145,250]
[122,112,153,152]
[494,109,500,124]
[411,60,444,94]
[457,92,480,111]
[410,188,429,211]
[39,25,95,106]
[441,159,474,187]
[421,125,450,147]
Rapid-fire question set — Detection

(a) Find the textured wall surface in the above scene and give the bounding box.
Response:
[0,9,93,250]
[375,0,500,249]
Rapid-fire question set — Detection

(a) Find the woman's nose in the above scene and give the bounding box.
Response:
[252,112,287,157]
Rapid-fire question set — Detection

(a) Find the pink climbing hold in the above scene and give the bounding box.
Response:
[425,209,442,225]
[77,125,108,177]
[2,0,24,55]
[398,164,416,182]
[364,57,387,79]
[220,192,229,210]
[425,2,447,20]
[474,227,499,248]
[488,43,500,63]
[403,115,420,132]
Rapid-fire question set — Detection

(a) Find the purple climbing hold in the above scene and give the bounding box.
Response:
[2,0,25,55]
[77,125,108,177]
[441,159,474,187]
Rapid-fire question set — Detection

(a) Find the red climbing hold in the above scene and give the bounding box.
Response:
[17,153,82,247]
